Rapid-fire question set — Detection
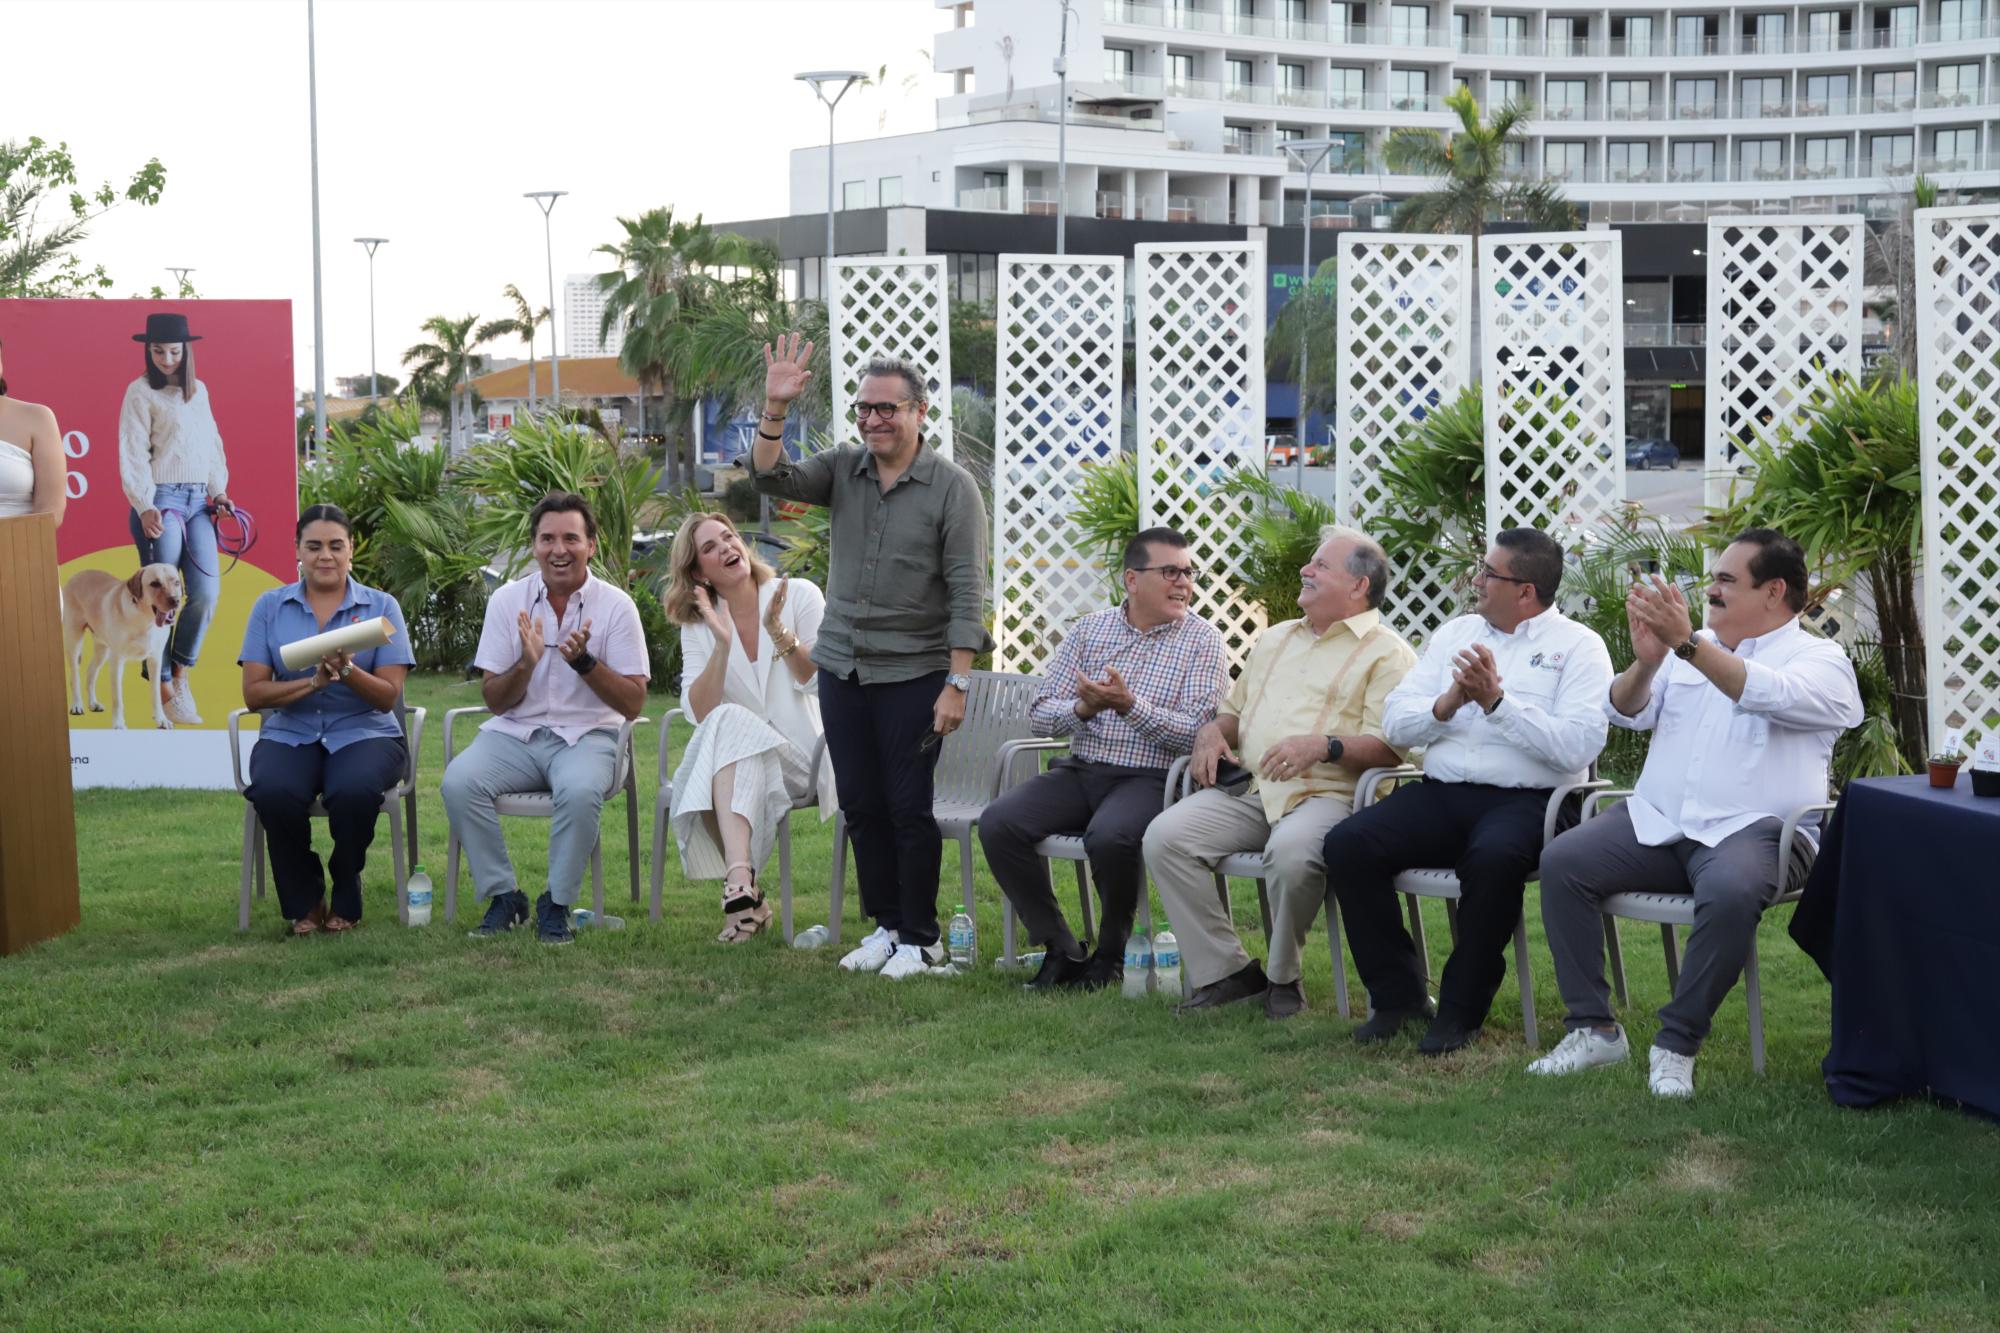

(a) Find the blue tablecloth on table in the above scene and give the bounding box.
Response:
[1790,774,2000,1120]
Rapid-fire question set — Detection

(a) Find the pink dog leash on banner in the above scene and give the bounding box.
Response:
[160,502,258,579]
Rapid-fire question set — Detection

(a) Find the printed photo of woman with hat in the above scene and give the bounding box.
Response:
[119,311,234,726]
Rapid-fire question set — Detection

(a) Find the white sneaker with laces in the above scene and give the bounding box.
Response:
[166,678,202,726]
[880,940,948,980]
[1527,1025,1631,1076]
[837,926,897,973]
[1648,1046,1697,1099]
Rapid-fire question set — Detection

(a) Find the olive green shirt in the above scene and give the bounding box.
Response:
[751,441,994,684]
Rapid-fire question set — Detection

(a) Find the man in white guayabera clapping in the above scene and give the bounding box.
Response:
[1529,528,1861,1098]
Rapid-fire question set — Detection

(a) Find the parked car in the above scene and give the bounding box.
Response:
[1625,438,1680,470]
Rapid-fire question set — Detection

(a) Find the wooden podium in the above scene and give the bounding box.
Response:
[0,513,81,954]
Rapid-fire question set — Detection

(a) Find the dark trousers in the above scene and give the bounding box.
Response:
[977,757,1167,961]
[818,668,946,947]
[247,737,407,921]
[1325,778,1554,1025]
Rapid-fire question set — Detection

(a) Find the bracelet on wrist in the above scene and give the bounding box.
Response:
[566,650,598,675]
[761,409,789,422]
[756,428,783,442]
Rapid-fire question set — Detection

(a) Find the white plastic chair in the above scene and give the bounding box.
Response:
[227,703,426,930]
[650,706,838,939]
[438,707,648,922]
[1580,788,1834,1073]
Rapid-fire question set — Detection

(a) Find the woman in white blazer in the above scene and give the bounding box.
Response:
[663,511,837,942]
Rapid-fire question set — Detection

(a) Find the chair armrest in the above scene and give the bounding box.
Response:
[657,707,686,784]
[1583,787,1635,820]
[990,737,1069,801]
[1355,764,1422,810]
[226,708,256,795]
[609,716,652,798]
[441,705,491,767]
[1779,799,1837,884]
[394,706,428,795]
[1545,777,1611,845]
[1165,755,1192,810]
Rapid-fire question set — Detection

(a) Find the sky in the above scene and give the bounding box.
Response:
[4,0,946,393]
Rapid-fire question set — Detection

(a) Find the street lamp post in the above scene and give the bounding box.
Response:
[166,266,194,295]
[306,0,327,454]
[1280,138,1340,491]
[795,71,865,302]
[1054,0,1079,254]
[524,191,567,403]
[353,238,388,400]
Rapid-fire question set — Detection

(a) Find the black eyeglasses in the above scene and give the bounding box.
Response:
[917,729,944,755]
[1473,561,1533,586]
[1133,564,1200,582]
[850,400,913,422]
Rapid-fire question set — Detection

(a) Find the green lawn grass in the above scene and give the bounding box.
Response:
[4,671,1994,1330]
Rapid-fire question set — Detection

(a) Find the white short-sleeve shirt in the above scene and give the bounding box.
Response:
[474,570,651,745]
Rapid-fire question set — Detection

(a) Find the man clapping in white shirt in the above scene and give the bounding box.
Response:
[1529,528,1861,1098]
[1326,528,1613,1055]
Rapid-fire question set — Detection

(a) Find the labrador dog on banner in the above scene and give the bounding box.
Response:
[62,564,185,729]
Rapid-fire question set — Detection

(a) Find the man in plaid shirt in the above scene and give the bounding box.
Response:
[978,527,1230,992]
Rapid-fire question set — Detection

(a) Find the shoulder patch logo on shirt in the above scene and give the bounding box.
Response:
[1529,651,1565,672]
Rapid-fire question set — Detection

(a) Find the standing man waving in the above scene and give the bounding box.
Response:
[751,334,994,980]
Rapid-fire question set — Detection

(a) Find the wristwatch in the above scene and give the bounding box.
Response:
[1323,735,1344,764]
[1672,634,1700,661]
[946,672,973,692]
[338,663,353,681]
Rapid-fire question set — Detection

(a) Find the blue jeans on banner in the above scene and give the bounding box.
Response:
[128,481,220,672]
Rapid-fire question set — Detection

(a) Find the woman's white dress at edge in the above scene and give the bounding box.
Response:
[670,577,839,878]
[0,437,34,517]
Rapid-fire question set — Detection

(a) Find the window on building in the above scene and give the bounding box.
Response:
[1226,57,1254,98]
[1390,68,1431,110]
[1547,15,1586,55]
[1544,141,1588,180]
[1802,137,1849,177]
[1453,11,1470,47]
[1329,66,1365,108]
[1390,4,1430,44]
[1491,14,1528,53]
[1282,0,1307,31]
[1874,5,1917,46]
[1933,127,1980,166]
[1608,141,1652,180]
[1936,0,1983,41]
[1105,47,1136,83]
[1671,139,1717,181]
[1491,76,1528,107]
[1868,132,1915,172]
[879,176,903,207]
[1739,77,1785,118]
[1278,61,1307,100]
[1608,79,1651,118]
[1744,12,1787,52]
[1804,73,1852,113]
[841,180,867,210]
[1673,14,1713,55]
[1168,52,1196,91]
[1675,78,1719,117]
[1328,1,1353,37]
[1616,15,1655,55]
[1872,68,1916,111]
[1500,140,1526,171]
[1805,10,1845,50]
[1328,131,1367,170]
[1738,139,1784,178]
[1545,78,1588,119]
[1934,63,1981,106]
[1224,123,1255,152]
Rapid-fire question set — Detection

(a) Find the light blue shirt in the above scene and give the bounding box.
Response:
[238,577,415,751]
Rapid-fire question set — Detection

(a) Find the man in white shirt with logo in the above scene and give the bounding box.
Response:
[444,493,651,945]
[1325,527,1613,1053]
[1530,528,1861,1096]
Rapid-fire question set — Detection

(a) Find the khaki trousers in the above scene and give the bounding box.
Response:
[1141,785,1353,988]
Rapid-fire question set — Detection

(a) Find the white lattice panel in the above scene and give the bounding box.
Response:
[1704,217,1863,511]
[1135,242,1267,667]
[1479,232,1626,546]
[1335,233,1475,643]
[1915,204,2000,752]
[828,257,954,458]
[991,256,1125,673]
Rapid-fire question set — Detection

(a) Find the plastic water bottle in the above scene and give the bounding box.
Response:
[792,924,830,950]
[998,949,1046,971]
[405,867,433,927]
[1153,930,1182,999]
[1122,934,1153,998]
[570,909,626,930]
[947,911,976,971]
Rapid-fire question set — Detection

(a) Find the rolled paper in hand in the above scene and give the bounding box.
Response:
[279,616,396,671]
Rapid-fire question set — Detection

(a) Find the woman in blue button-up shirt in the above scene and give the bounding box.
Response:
[239,503,416,935]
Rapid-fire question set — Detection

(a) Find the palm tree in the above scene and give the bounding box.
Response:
[401,314,495,452]
[479,283,549,411]
[595,206,779,488]
[1383,87,1578,244]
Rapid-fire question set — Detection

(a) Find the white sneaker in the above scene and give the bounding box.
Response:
[1527,1025,1631,1076]
[166,678,202,726]
[880,939,949,980]
[1648,1046,1697,1099]
[837,926,897,973]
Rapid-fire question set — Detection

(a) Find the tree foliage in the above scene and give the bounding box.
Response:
[1,137,167,297]
[1383,89,1577,239]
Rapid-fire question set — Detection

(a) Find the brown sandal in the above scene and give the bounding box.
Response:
[289,901,329,937]
[716,863,772,943]
[324,914,358,933]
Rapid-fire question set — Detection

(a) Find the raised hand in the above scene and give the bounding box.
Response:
[559,618,594,663]
[517,609,547,668]
[1451,643,1503,709]
[1627,575,1690,663]
[761,577,790,640]
[693,585,733,647]
[762,332,815,410]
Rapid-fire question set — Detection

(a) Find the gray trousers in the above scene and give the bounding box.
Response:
[1141,785,1352,989]
[441,726,620,907]
[1539,802,1810,1056]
